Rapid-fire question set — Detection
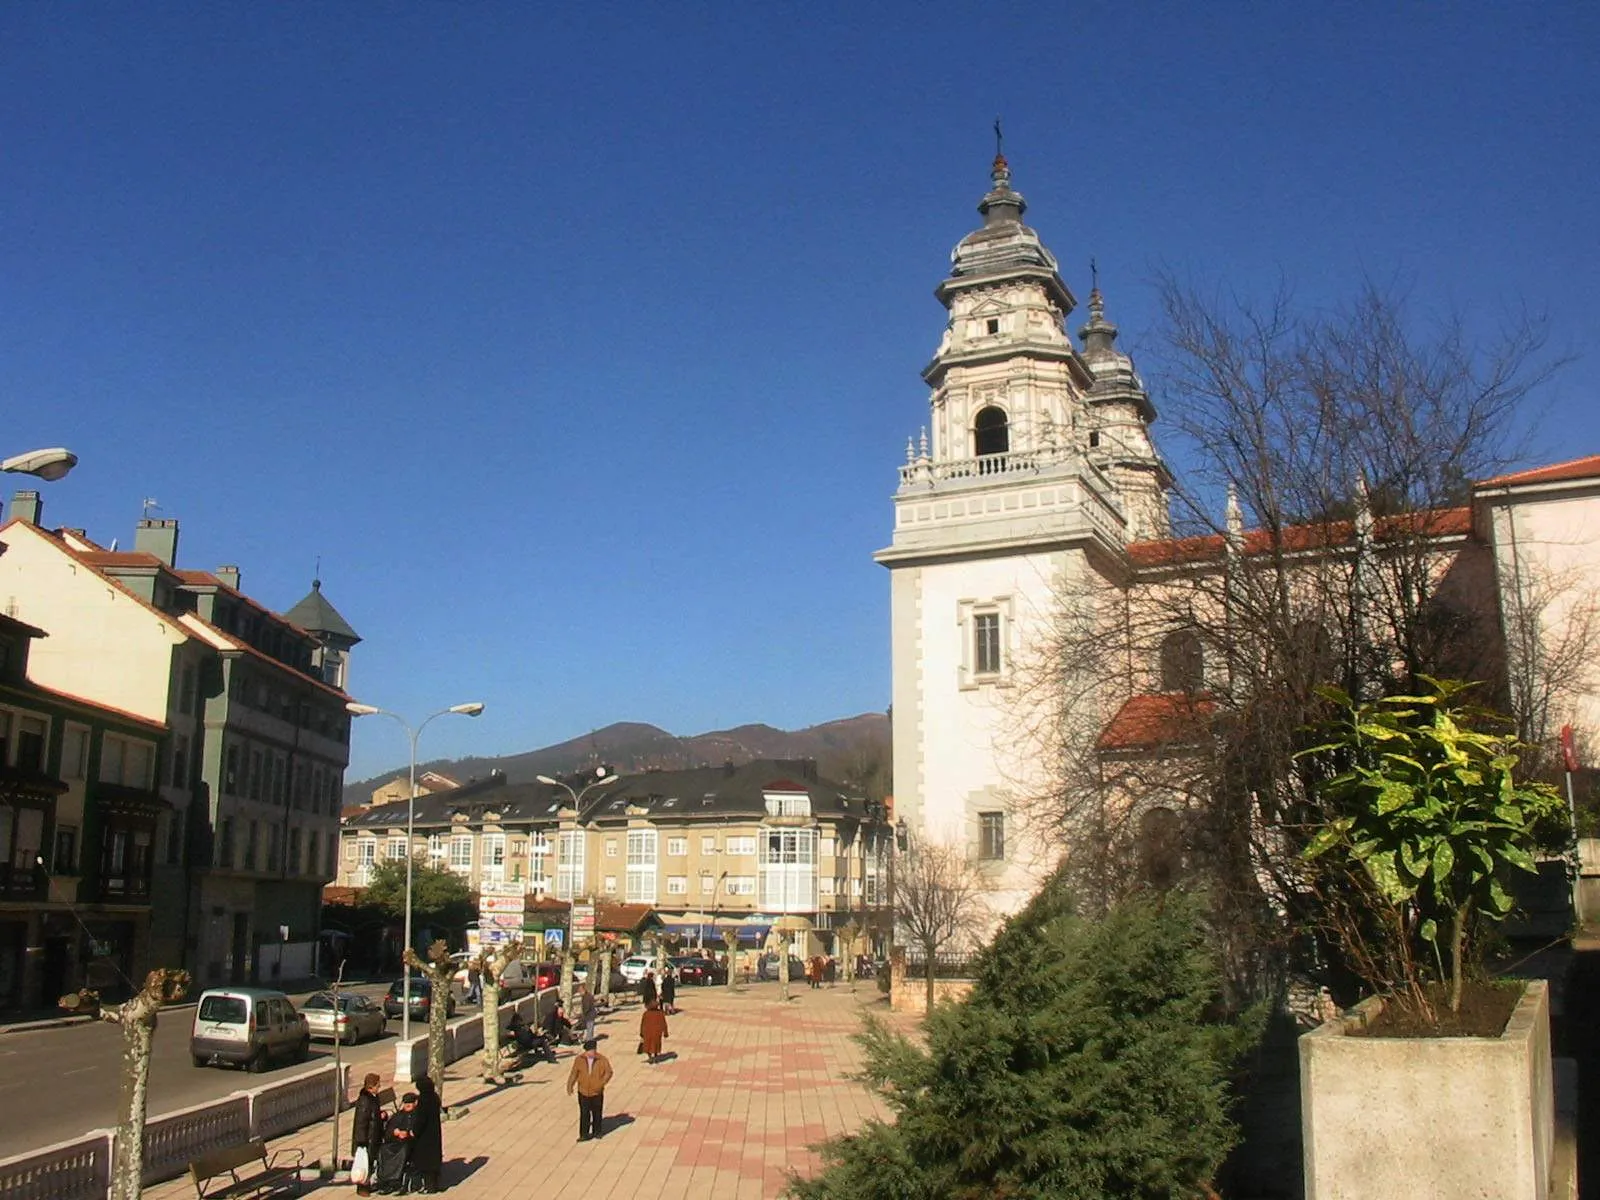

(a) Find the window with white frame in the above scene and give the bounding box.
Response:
[531,831,551,856]
[556,830,585,900]
[625,829,658,903]
[605,838,618,858]
[700,872,717,893]
[666,836,687,857]
[62,725,90,780]
[819,876,836,896]
[482,833,506,878]
[387,836,407,861]
[359,836,378,866]
[978,811,1006,860]
[725,835,756,856]
[666,875,687,895]
[99,734,156,788]
[700,835,717,855]
[450,834,473,870]
[760,827,818,912]
[763,792,811,818]
[819,835,835,857]
[603,875,617,893]
[428,833,446,858]
[724,875,756,896]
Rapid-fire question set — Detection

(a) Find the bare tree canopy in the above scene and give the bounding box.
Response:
[892,835,989,1010]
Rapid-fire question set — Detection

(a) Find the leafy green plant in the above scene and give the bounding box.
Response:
[1299,678,1567,1017]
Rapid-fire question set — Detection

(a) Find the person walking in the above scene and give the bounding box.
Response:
[350,1072,386,1196]
[566,1038,613,1142]
[660,968,677,1015]
[410,1075,444,1193]
[466,964,482,1005]
[578,984,597,1042]
[639,998,669,1064]
[640,968,658,1009]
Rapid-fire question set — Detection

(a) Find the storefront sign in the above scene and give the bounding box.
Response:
[479,896,527,914]
[479,879,527,897]
[570,901,595,943]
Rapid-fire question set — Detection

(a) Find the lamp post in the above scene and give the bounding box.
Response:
[536,769,619,1010]
[346,699,485,1040]
[2,447,78,482]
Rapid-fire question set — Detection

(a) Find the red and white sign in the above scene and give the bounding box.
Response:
[479,895,527,914]
[1561,724,1581,774]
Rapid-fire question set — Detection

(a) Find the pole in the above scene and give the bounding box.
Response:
[402,726,418,1042]
[330,962,345,1176]
[1567,769,1583,925]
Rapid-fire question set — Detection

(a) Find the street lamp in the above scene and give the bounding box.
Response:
[345,699,485,1040]
[2,447,77,482]
[536,768,619,1004]
[535,765,618,809]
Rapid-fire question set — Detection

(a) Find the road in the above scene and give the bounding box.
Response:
[0,983,402,1159]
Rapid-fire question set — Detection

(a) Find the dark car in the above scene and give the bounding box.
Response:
[382,978,456,1020]
[671,955,727,986]
[755,954,808,983]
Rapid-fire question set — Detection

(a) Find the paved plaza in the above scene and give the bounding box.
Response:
[147,981,903,1199]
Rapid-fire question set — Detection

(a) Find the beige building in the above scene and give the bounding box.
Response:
[337,760,895,955]
[366,771,461,810]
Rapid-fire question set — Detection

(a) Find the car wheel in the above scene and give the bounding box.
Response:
[192,1054,208,1068]
[343,1026,357,1047]
[296,1038,310,1063]
[248,1047,269,1074]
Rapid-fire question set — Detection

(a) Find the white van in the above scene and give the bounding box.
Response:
[190,987,310,1072]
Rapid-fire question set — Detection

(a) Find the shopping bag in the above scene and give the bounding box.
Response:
[350,1146,371,1185]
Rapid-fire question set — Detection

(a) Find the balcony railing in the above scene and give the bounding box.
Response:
[898,446,1073,487]
[0,862,44,900]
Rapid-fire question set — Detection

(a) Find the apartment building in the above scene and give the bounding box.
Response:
[337,760,896,955]
[0,495,359,986]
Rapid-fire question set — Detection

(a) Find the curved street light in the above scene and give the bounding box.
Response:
[345,699,485,1039]
[2,447,78,483]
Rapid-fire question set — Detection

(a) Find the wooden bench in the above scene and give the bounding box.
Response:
[187,1137,304,1199]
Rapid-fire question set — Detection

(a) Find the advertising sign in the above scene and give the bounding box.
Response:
[480,927,517,945]
[479,896,527,914]
[570,901,596,944]
[479,879,527,898]
[481,912,523,930]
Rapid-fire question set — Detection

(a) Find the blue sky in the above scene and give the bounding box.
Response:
[5,4,1596,780]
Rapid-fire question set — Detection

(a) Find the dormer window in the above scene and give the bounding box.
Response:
[973,406,1009,457]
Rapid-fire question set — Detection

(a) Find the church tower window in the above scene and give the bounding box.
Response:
[1158,629,1205,693]
[973,406,1009,458]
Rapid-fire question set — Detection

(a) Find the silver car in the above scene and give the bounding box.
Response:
[301,992,387,1045]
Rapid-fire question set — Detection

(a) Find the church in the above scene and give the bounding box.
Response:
[878,152,1600,921]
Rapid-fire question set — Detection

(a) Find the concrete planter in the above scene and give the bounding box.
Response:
[1300,979,1553,1200]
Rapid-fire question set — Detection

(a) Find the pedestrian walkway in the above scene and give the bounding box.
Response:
[146,981,905,1199]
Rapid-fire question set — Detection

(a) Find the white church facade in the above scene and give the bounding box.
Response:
[879,153,1600,922]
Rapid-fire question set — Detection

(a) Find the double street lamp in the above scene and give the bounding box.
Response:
[3,447,77,482]
[346,699,485,1040]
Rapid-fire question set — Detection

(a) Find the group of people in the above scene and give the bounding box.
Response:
[351,1073,443,1196]
[805,955,837,989]
[638,967,677,1014]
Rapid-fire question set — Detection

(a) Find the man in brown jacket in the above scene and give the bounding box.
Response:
[566,1038,614,1142]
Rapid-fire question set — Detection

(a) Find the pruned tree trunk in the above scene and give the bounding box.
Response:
[404,941,455,1099]
[559,948,576,1019]
[923,945,937,1013]
[474,938,521,1082]
[62,968,189,1200]
[777,933,790,1002]
[723,931,739,989]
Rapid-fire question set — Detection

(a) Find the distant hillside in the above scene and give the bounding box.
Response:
[344,713,891,804]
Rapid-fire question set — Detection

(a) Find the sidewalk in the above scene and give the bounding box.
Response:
[146,982,904,1199]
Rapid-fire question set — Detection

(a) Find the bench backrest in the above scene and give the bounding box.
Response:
[376,1087,396,1109]
[189,1138,266,1179]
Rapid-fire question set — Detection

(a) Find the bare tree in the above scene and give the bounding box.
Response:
[892,835,989,1011]
[61,968,190,1200]
[473,938,523,1082]
[1007,277,1565,1006]
[403,940,455,1098]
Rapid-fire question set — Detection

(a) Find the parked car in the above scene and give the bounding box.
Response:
[450,955,540,998]
[301,992,387,1044]
[190,987,310,1071]
[574,962,627,993]
[671,955,727,986]
[382,978,456,1020]
[755,954,808,983]
[618,954,652,985]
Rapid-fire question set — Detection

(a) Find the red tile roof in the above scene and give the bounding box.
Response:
[1478,454,1600,488]
[1097,693,1217,751]
[1126,507,1472,568]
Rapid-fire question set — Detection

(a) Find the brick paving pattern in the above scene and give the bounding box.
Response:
[147,982,904,1199]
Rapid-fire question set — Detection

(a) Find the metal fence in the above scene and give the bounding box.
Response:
[902,952,979,980]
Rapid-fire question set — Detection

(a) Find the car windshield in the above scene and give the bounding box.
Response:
[304,993,357,1011]
[388,980,431,996]
[198,995,248,1023]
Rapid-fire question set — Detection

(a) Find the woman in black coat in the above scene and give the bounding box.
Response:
[351,1073,386,1196]
[660,969,677,1015]
[410,1075,444,1192]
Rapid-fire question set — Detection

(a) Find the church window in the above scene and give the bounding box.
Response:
[978,811,1006,860]
[974,612,1003,676]
[1159,629,1205,693]
[1089,431,1101,448]
[973,406,1009,458]
[1138,807,1183,888]
[985,318,1000,335]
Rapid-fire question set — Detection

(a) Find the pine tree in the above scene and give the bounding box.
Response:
[788,877,1260,1199]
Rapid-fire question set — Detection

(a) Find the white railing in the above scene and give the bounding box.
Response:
[0,1130,111,1200]
[251,1063,348,1142]
[393,986,559,1083]
[140,1094,250,1185]
[898,446,1074,487]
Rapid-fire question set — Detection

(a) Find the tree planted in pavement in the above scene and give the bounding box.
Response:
[473,937,523,1081]
[61,968,190,1200]
[891,834,989,1012]
[403,940,456,1099]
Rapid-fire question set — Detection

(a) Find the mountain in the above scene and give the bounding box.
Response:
[343,712,891,805]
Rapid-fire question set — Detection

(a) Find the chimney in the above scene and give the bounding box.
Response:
[215,565,240,590]
[134,518,179,567]
[6,491,41,526]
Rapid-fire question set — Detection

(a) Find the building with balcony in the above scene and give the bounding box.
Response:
[0,495,359,986]
[0,612,168,1009]
[335,760,896,956]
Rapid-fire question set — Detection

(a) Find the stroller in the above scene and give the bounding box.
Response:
[373,1138,416,1195]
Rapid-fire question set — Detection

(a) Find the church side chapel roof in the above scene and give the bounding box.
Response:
[283,578,362,643]
[1479,453,1600,488]
[1126,506,1474,569]
[1097,693,1218,752]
